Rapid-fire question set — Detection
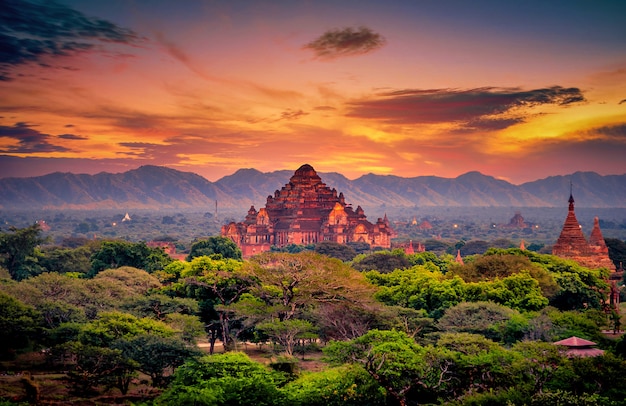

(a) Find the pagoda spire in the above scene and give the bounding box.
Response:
[553,187,588,256]
[455,249,464,265]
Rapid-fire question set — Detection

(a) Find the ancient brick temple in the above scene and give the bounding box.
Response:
[221,164,394,257]
[552,191,623,310]
[552,192,614,271]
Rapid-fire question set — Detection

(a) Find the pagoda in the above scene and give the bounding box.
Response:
[221,164,394,257]
[552,190,614,270]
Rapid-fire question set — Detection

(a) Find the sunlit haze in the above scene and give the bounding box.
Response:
[1,0,625,184]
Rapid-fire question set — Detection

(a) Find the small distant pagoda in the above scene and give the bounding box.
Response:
[221,164,395,257]
[503,211,528,228]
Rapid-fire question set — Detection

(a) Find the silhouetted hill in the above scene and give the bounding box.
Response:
[1,166,625,210]
[0,166,236,210]
[519,172,626,207]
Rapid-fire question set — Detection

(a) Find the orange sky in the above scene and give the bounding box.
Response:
[1,0,625,184]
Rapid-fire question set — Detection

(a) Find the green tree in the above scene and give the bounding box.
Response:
[437,301,518,341]
[60,341,134,395]
[93,266,162,295]
[464,271,549,312]
[509,341,565,395]
[170,256,256,350]
[367,265,465,318]
[0,224,47,280]
[314,241,357,261]
[113,334,199,387]
[484,249,608,311]
[187,236,243,261]
[90,240,172,276]
[54,311,180,395]
[382,306,435,339]
[324,329,456,406]
[257,319,317,356]
[156,352,285,406]
[39,245,93,275]
[77,311,174,347]
[247,252,378,322]
[352,251,411,273]
[284,364,387,406]
[0,292,41,359]
[122,293,198,321]
[5,272,89,328]
[437,332,519,394]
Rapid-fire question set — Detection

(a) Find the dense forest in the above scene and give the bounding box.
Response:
[1,224,626,405]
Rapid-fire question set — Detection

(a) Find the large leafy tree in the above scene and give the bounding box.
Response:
[113,334,199,387]
[39,245,94,275]
[165,256,256,351]
[248,252,378,322]
[352,250,411,273]
[437,332,520,395]
[0,224,47,280]
[54,311,185,395]
[314,241,357,261]
[0,292,42,359]
[90,240,173,276]
[484,249,609,310]
[256,319,317,356]
[367,265,465,318]
[324,329,456,406]
[436,301,518,341]
[157,352,285,406]
[283,364,387,406]
[509,341,565,395]
[187,236,242,261]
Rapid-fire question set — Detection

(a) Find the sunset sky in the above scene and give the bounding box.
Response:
[1,0,625,184]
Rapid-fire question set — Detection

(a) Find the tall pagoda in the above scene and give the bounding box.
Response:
[552,190,614,270]
[221,164,394,257]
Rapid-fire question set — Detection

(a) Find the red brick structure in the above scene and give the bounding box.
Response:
[552,192,614,271]
[221,164,394,257]
[552,192,623,312]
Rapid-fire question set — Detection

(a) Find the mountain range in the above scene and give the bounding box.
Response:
[1,165,625,210]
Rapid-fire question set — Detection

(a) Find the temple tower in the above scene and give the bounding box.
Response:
[221,164,395,257]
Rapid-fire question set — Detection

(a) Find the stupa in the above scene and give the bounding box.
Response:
[552,190,614,270]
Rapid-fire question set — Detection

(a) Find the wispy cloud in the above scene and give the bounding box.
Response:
[303,26,386,60]
[58,133,88,140]
[346,86,586,130]
[0,0,141,79]
[279,109,308,121]
[0,122,70,152]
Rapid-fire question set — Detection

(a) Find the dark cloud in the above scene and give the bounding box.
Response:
[313,106,336,111]
[0,122,70,152]
[58,133,88,140]
[346,86,586,130]
[619,99,626,105]
[0,0,140,78]
[593,123,626,139]
[303,26,386,60]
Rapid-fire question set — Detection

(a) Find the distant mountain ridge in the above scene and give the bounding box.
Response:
[0,165,625,210]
